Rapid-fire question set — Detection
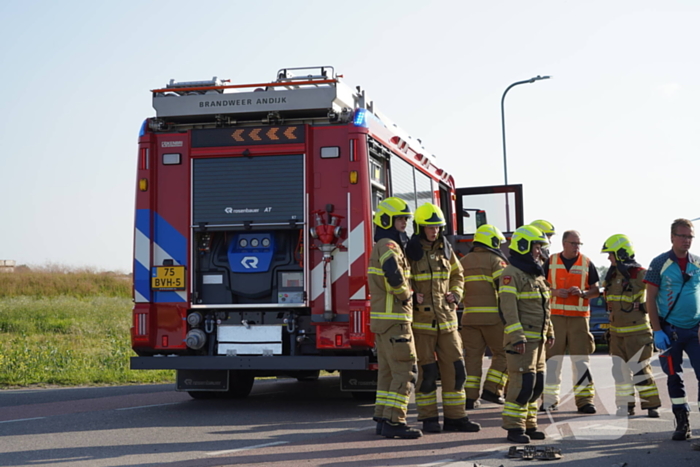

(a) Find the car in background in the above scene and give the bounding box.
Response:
[589,295,610,345]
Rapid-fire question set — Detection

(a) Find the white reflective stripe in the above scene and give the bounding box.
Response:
[135,228,150,270]
[350,286,366,300]
[154,243,181,267]
[311,222,365,301]
[134,228,150,303]
[134,290,148,303]
[348,221,365,265]
[671,397,687,405]
[311,250,348,301]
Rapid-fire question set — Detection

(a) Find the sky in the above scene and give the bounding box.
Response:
[1,0,699,273]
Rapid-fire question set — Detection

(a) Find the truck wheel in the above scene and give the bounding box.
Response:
[295,370,320,382]
[187,391,219,400]
[351,391,376,401]
[223,370,255,399]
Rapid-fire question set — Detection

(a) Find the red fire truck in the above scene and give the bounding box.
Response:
[130,66,523,399]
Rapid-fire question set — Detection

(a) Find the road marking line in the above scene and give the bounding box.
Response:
[420,460,455,466]
[116,402,181,411]
[0,417,46,424]
[207,441,289,456]
[349,426,375,432]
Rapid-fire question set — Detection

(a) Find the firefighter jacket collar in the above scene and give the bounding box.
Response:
[405,234,424,261]
[374,226,408,250]
[406,233,453,262]
[509,251,545,277]
[472,242,508,262]
[604,258,642,284]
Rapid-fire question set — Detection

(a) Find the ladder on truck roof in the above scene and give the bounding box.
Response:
[151,66,358,122]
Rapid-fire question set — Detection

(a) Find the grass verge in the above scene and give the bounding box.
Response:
[0,277,173,387]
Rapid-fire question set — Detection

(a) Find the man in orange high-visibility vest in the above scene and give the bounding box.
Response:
[541,230,601,414]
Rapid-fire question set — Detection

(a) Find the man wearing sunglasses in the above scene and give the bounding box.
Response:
[540,230,601,414]
[645,218,700,441]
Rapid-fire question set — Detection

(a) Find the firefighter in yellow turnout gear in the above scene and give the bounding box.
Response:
[406,203,481,433]
[369,197,422,439]
[601,234,661,417]
[500,225,555,444]
[460,224,509,409]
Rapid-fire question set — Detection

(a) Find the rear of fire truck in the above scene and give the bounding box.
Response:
[131,67,385,399]
[130,66,524,399]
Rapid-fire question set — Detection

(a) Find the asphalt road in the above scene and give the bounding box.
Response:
[0,355,699,467]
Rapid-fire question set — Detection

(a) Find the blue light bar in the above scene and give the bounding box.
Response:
[138,119,148,137]
[353,109,368,127]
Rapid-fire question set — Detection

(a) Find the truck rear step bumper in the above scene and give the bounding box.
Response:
[131,355,369,371]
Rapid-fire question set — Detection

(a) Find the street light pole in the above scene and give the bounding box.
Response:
[501,75,551,186]
[500,75,550,231]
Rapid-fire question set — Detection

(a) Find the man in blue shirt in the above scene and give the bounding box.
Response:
[645,218,700,441]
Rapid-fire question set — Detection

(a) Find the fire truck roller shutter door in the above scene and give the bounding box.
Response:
[192,155,304,225]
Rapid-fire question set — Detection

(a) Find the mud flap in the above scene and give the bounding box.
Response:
[176,369,228,391]
[507,446,562,460]
[340,369,377,392]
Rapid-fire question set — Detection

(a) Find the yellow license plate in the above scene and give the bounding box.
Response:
[599,323,610,329]
[151,266,186,290]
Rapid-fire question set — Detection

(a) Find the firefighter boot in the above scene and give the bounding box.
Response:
[647,408,660,418]
[374,418,386,435]
[422,417,442,433]
[444,417,481,432]
[382,421,423,439]
[672,409,691,441]
[507,428,531,444]
[539,403,557,412]
[466,399,481,410]
[616,405,635,417]
[525,428,546,440]
[481,389,505,405]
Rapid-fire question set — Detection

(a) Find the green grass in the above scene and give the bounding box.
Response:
[0,265,130,298]
[0,268,173,387]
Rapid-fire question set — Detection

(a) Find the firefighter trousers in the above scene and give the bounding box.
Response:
[461,322,508,400]
[373,323,418,424]
[414,328,467,421]
[543,315,595,409]
[502,340,546,431]
[609,332,661,409]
